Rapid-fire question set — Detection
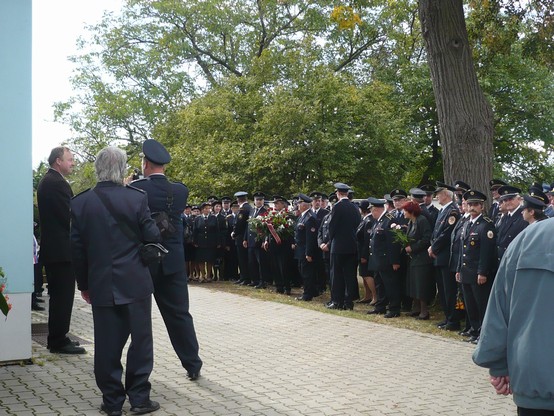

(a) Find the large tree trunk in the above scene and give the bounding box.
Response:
[419,0,494,199]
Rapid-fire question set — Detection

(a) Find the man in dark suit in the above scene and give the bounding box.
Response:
[37,146,85,355]
[495,185,528,262]
[246,191,271,288]
[293,194,319,301]
[421,184,440,226]
[428,182,460,330]
[232,191,252,285]
[222,200,239,281]
[132,139,203,381]
[325,183,361,310]
[456,190,497,345]
[309,191,329,294]
[71,146,161,416]
[366,197,403,317]
[488,179,507,221]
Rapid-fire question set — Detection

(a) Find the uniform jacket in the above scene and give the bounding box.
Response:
[488,201,500,222]
[317,211,332,260]
[70,181,161,306]
[193,215,221,248]
[426,204,440,228]
[496,206,527,260]
[430,202,460,267]
[294,210,318,259]
[37,169,73,263]
[132,175,189,274]
[458,215,497,283]
[233,202,252,245]
[449,214,469,273]
[370,212,402,271]
[473,219,554,411]
[247,206,268,248]
[328,199,361,254]
[225,213,237,247]
[356,214,374,262]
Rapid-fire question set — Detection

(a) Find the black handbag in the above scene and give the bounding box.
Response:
[93,188,168,266]
[151,181,177,239]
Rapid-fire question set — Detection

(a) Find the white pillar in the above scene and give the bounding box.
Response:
[0,0,33,362]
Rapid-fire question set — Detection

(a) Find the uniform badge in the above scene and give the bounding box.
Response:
[239,214,243,219]
[487,230,494,239]
[470,241,475,246]
[311,227,316,232]
[448,216,456,225]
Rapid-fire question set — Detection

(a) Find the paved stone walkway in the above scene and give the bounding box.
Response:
[1,286,515,415]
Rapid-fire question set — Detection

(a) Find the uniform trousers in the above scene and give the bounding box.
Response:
[461,279,492,334]
[92,297,153,411]
[44,262,75,349]
[518,408,554,416]
[236,242,249,282]
[330,253,358,306]
[151,266,202,374]
[271,244,292,292]
[298,257,317,299]
[378,268,402,313]
[437,266,460,324]
[248,247,270,285]
[223,246,239,280]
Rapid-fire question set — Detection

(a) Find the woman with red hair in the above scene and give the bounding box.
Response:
[402,200,434,319]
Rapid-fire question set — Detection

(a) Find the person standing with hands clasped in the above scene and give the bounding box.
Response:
[71,147,161,416]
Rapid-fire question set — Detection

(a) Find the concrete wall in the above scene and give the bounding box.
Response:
[0,0,33,361]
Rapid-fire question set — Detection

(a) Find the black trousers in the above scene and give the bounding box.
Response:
[379,268,402,313]
[223,246,239,280]
[298,257,317,299]
[330,253,358,306]
[151,267,202,374]
[248,247,270,285]
[92,298,153,411]
[438,266,460,325]
[236,242,249,282]
[461,279,492,334]
[44,262,75,349]
[271,246,292,291]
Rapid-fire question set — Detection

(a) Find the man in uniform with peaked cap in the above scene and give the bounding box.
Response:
[429,181,461,330]
[132,139,203,381]
[495,185,527,262]
[232,191,252,285]
[420,184,439,226]
[456,190,497,344]
[522,188,548,224]
[325,183,361,310]
[488,179,507,222]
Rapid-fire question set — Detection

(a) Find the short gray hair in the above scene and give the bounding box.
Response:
[48,146,71,166]
[95,147,127,184]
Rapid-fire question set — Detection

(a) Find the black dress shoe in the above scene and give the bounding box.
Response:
[464,335,479,343]
[130,400,160,414]
[406,311,420,317]
[254,284,267,289]
[187,371,200,381]
[384,312,401,318]
[295,296,312,301]
[415,314,430,320]
[325,302,344,310]
[366,309,386,315]
[440,323,461,331]
[436,320,447,328]
[32,304,45,311]
[100,403,122,416]
[49,344,86,355]
[233,279,244,284]
[343,303,354,311]
[458,329,473,337]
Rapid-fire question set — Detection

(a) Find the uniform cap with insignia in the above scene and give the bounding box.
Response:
[212,200,222,206]
[141,139,171,165]
[207,195,218,201]
[252,191,266,199]
[221,196,232,202]
[359,200,371,210]
[328,193,338,203]
[297,193,312,203]
[389,189,408,200]
[185,204,192,209]
[272,195,290,205]
[309,191,324,199]
[234,191,248,198]
[497,185,521,201]
[489,179,507,190]
[523,188,548,210]
[367,197,386,207]
[191,205,199,210]
[462,189,487,203]
[200,202,212,209]
[419,184,436,195]
[334,182,351,192]
[384,194,393,203]
[434,181,457,193]
[409,188,426,199]
[231,200,239,207]
[453,180,471,193]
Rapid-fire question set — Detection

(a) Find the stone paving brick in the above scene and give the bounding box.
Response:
[1,286,518,415]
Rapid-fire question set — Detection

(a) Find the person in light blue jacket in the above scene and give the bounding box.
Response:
[472,218,554,415]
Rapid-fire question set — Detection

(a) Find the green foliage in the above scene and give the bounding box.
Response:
[53,0,554,193]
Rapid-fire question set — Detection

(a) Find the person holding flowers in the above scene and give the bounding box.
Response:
[402,201,434,320]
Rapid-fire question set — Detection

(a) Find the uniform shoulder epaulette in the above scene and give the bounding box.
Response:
[385,213,394,220]
[483,216,493,223]
[72,188,91,199]
[125,184,146,193]
[226,214,233,219]
[130,177,149,184]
